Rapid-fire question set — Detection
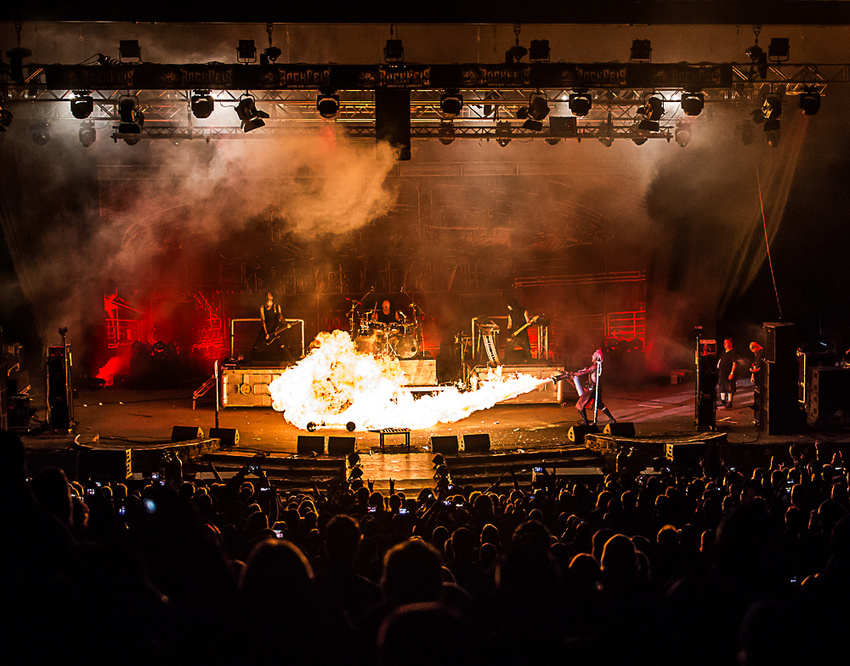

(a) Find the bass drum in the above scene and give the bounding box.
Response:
[392,333,418,359]
[355,331,379,355]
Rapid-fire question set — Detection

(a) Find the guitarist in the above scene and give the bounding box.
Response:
[505,298,534,363]
[251,292,293,365]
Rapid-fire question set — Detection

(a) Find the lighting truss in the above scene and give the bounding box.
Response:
[6,60,849,142]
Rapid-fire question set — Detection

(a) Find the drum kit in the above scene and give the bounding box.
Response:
[347,288,422,360]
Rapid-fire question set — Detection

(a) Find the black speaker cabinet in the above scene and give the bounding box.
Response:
[46,344,73,430]
[297,435,325,455]
[209,427,240,448]
[603,422,636,438]
[763,322,796,363]
[568,424,600,444]
[430,435,459,455]
[327,436,356,456]
[171,425,204,442]
[764,360,802,435]
[463,433,491,452]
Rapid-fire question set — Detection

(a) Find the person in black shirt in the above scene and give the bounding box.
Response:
[717,338,739,409]
[372,299,401,325]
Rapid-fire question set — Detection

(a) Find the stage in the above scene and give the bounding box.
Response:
[17,377,850,494]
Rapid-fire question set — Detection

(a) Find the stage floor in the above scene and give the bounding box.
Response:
[19,379,850,491]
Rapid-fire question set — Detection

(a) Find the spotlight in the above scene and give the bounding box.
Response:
[674,121,691,147]
[30,121,49,145]
[529,39,550,62]
[632,136,648,146]
[745,44,768,79]
[235,94,269,132]
[70,91,94,119]
[568,90,592,117]
[638,95,665,121]
[598,136,614,147]
[78,120,96,147]
[630,39,652,62]
[680,90,704,116]
[505,44,528,64]
[482,91,498,117]
[761,94,782,122]
[118,97,143,134]
[527,93,550,121]
[439,90,463,119]
[384,39,404,63]
[496,120,511,146]
[799,87,820,116]
[191,90,214,118]
[316,89,340,119]
[236,40,257,63]
[261,46,282,64]
[768,38,790,62]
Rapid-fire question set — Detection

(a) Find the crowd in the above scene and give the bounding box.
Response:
[3,430,850,666]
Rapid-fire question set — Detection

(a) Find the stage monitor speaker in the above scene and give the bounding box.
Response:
[430,435,459,455]
[327,436,356,456]
[171,425,204,442]
[764,322,796,363]
[297,435,325,455]
[463,433,491,452]
[603,422,636,438]
[568,424,599,444]
[209,427,240,448]
[375,88,411,160]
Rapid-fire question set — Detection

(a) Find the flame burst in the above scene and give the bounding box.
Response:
[269,330,547,431]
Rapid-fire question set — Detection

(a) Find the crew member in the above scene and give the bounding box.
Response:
[717,338,739,409]
[749,341,766,427]
[505,298,533,363]
[554,349,617,425]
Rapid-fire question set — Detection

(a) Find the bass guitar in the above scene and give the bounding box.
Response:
[507,314,540,343]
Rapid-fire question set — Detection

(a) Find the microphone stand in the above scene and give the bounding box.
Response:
[347,287,373,334]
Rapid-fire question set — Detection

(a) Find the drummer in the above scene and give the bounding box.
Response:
[372,299,402,325]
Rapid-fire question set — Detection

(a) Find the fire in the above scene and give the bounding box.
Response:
[268,330,547,431]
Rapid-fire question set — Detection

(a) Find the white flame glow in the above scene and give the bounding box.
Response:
[269,330,547,431]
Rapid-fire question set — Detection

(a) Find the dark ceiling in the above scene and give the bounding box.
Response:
[7,1,850,26]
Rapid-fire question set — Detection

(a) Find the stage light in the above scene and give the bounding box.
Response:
[674,121,691,147]
[630,39,652,62]
[529,39,550,62]
[78,120,96,147]
[438,121,455,145]
[504,44,527,64]
[235,94,268,132]
[598,136,614,148]
[680,90,704,116]
[568,90,592,117]
[799,87,820,116]
[191,90,214,118]
[768,38,790,62]
[746,44,768,79]
[632,136,648,146]
[517,92,549,131]
[261,46,281,64]
[236,40,257,63]
[496,120,511,146]
[482,91,498,117]
[317,90,340,118]
[639,95,664,121]
[118,97,143,135]
[761,94,782,122]
[118,40,141,62]
[384,39,404,63]
[440,90,463,119]
[31,122,50,145]
[70,91,94,119]
[764,121,780,147]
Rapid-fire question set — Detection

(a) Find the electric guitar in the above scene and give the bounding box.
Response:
[264,321,297,345]
[507,314,541,343]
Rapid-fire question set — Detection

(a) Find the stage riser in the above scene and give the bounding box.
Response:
[222,362,437,408]
[472,365,564,404]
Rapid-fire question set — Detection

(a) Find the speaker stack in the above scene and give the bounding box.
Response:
[430,435,459,455]
[463,433,491,453]
[763,322,802,434]
[296,435,325,455]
